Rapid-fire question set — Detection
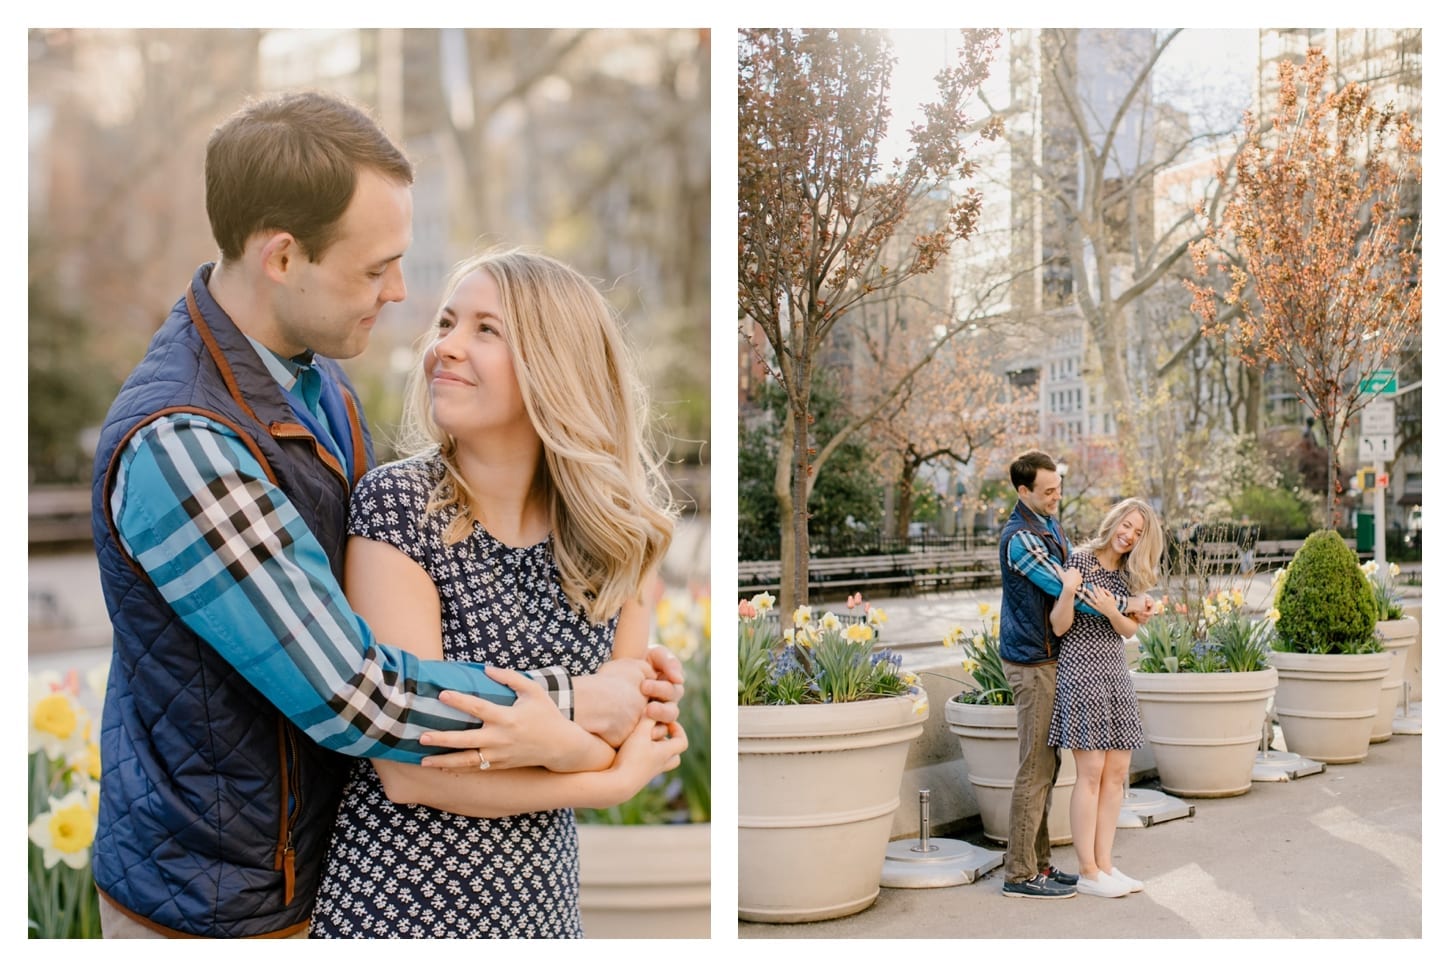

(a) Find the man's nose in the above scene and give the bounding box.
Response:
[381,261,406,304]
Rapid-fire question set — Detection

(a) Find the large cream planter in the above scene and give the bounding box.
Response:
[577,822,710,938]
[738,693,924,923]
[942,700,1076,846]
[1266,651,1392,764]
[1370,617,1418,743]
[1129,668,1277,797]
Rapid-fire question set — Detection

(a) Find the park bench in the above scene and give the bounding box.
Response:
[804,554,914,595]
[1252,539,1304,568]
[737,553,916,599]
[737,559,783,597]
[907,547,999,592]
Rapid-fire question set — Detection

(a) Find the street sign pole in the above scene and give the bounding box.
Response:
[1374,459,1386,570]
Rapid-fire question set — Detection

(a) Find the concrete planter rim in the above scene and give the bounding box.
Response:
[738,691,924,737]
[1266,650,1393,672]
[1130,666,1278,694]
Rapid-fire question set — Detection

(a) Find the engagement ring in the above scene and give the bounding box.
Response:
[476,750,490,771]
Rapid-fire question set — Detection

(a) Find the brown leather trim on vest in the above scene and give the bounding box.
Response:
[274,720,290,892]
[101,406,282,581]
[340,387,369,488]
[186,283,264,427]
[269,421,346,483]
[99,889,309,939]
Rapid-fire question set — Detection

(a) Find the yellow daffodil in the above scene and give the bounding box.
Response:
[991,616,1000,637]
[972,633,985,648]
[28,789,97,870]
[901,672,920,688]
[85,662,109,703]
[962,658,979,674]
[867,607,888,627]
[792,605,812,629]
[844,623,875,643]
[29,674,88,760]
[77,740,102,783]
[751,592,776,612]
[1390,563,1401,578]
[783,628,796,645]
[977,601,992,617]
[1267,608,1281,622]
[820,611,842,632]
[911,691,929,717]
[1232,588,1244,608]
[1362,560,1379,575]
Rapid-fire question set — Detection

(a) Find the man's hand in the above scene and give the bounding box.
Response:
[573,658,651,747]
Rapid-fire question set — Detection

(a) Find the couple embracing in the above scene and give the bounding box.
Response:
[996,450,1164,900]
[91,91,688,938]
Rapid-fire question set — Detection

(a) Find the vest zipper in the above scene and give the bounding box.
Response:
[275,717,301,905]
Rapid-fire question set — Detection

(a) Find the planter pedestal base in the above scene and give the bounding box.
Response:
[880,838,1003,888]
[1252,750,1324,781]
[1394,700,1422,735]
[1116,786,1194,828]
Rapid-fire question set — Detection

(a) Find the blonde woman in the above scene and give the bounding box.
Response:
[309,250,686,938]
[1046,498,1163,899]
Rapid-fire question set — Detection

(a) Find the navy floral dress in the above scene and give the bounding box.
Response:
[309,453,615,938]
[1047,550,1145,751]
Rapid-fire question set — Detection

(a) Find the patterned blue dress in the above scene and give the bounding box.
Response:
[1047,550,1145,751]
[309,453,615,938]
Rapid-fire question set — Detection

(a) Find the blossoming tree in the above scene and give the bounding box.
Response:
[738,27,1001,612]
[1186,48,1421,525]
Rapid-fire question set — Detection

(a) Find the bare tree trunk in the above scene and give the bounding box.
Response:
[773,408,798,617]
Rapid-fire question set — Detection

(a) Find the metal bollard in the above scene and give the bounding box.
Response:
[912,789,938,854]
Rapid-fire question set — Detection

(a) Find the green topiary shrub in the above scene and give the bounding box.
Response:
[1273,529,1380,654]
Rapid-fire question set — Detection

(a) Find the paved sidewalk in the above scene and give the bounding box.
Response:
[739,730,1424,939]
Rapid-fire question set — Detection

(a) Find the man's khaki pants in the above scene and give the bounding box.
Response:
[100,895,309,938]
[1001,659,1062,884]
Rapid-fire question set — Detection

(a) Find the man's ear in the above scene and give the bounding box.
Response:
[258,232,298,284]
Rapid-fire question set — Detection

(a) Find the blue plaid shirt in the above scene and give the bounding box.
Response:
[109,345,572,763]
[1005,509,1128,615]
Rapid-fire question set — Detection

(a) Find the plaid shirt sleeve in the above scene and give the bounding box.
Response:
[110,414,575,761]
[1006,531,1130,615]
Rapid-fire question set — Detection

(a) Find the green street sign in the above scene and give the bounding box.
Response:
[1360,370,1397,394]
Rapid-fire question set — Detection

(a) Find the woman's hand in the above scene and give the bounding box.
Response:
[1061,566,1083,595]
[1084,584,1120,616]
[418,667,598,771]
[608,717,688,801]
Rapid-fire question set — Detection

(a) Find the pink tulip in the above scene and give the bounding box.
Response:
[738,599,757,618]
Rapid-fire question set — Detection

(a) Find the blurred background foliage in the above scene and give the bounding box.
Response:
[28,28,709,511]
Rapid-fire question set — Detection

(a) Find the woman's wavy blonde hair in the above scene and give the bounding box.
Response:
[1083,497,1164,595]
[398,248,677,624]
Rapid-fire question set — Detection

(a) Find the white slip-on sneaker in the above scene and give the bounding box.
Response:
[1076,872,1129,898]
[1105,867,1144,893]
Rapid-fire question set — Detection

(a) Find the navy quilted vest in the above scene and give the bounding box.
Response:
[90,264,373,937]
[997,501,1069,665]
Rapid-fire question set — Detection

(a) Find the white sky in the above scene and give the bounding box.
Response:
[882,28,1259,164]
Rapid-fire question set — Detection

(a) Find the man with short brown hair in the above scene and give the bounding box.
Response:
[91,91,679,938]
[995,450,1149,899]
